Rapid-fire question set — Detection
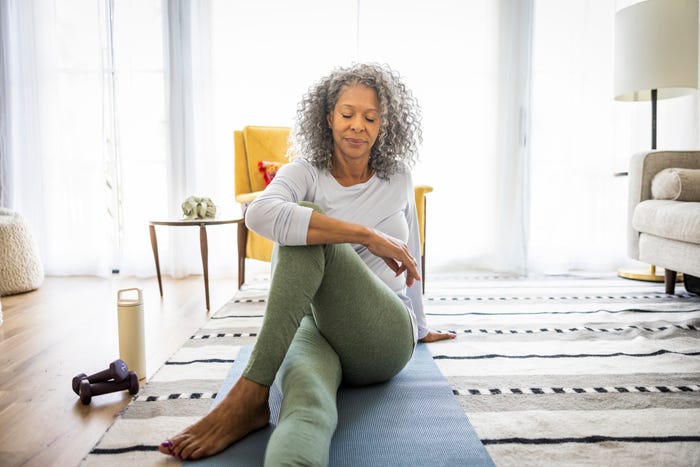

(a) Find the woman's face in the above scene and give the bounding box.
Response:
[327,84,381,163]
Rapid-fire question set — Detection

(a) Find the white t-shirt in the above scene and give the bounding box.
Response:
[245,158,428,339]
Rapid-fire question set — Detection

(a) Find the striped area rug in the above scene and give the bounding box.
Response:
[81,274,700,466]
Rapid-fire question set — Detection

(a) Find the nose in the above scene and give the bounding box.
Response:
[350,115,364,132]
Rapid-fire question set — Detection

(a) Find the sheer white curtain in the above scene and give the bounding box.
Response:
[154,0,220,279]
[354,0,533,273]
[0,0,228,278]
[0,0,536,277]
[0,1,11,208]
[111,0,171,277]
[528,0,700,274]
[1,0,112,275]
[3,0,695,277]
[207,0,534,274]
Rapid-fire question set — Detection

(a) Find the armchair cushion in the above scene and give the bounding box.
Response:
[651,168,700,201]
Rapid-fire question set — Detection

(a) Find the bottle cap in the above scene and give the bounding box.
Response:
[117,288,143,307]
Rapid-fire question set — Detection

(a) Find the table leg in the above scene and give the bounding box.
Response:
[149,224,163,297]
[200,224,210,311]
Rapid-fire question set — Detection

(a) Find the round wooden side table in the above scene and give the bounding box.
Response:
[149,218,244,310]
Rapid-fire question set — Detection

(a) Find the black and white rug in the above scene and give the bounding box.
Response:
[81,273,700,466]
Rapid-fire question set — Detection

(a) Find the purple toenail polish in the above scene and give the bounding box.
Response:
[161,440,172,448]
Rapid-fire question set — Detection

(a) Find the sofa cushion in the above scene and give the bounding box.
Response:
[651,168,700,201]
[633,200,700,244]
[638,234,700,278]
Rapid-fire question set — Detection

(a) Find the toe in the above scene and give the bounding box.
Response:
[179,444,193,460]
[158,440,173,455]
[176,435,197,460]
[190,446,205,460]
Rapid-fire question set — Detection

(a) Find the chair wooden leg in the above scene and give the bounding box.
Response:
[664,269,677,294]
[237,221,248,289]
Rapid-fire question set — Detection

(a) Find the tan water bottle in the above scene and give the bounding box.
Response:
[117,288,146,381]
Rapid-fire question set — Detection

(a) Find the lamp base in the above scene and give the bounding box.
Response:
[617,264,683,283]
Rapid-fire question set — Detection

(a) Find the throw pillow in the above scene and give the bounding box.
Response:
[651,168,700,201]
[258,161,284,186]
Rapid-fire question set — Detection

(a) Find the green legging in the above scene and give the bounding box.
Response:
[242,205,415,466]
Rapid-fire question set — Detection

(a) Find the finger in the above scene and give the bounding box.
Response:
[405,267,420,287]
[394,264,407,277]
[383,258,400,273]
[406,260,421,282]
[406,274,415,288]
[405,252,421,278]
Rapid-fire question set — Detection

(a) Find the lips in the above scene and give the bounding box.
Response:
[345,137,366,146]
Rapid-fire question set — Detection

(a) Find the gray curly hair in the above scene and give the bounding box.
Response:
[290,63,422,179]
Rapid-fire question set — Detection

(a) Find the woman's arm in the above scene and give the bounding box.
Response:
[247,160,420,284]
[306,211,421,287]
[245,161,315,246]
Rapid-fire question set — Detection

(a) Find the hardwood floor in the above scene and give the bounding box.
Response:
[0,274,243,467]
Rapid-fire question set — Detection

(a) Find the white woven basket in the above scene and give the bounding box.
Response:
[0,208,44,296]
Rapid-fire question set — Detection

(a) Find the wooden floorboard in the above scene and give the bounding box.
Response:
[0,274,239,467]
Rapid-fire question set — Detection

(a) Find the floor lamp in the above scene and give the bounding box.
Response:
[614,0,699,282]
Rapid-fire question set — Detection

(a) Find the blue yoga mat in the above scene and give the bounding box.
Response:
[189,344,494,466]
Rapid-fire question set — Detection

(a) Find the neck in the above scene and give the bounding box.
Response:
[331,157,372,186]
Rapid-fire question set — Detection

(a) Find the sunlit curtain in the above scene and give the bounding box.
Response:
[355,0,534,274]
[0,0,229,278]
[1,0,112,275]
[207,0,358,279]
[0,1,11,208]
[107,0,171,277]
[119,0,236,279]
[528,0,700,274]
[3,0,696,278]
[209,0,535,274]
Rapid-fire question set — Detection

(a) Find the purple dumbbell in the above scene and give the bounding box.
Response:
[72,359,129,395]
[79,370,139,405]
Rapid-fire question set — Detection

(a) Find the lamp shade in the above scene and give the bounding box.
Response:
[614,0,699,102]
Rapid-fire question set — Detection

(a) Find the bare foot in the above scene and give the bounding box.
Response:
[419,330,457,343]
[159,377,270,460]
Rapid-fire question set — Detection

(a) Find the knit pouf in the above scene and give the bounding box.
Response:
[0,208,44,296]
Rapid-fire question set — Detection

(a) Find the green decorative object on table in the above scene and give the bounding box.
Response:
[181,196,217,219]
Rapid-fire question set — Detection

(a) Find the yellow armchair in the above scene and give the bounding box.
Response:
[234,125,432,292]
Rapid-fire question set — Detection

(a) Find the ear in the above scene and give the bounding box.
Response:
[327,113,333,128]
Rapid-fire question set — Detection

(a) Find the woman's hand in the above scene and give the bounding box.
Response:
[419,330,457,343]
[305,212,420,287]
[363,229,421,287]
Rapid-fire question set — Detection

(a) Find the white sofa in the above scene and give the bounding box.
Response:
[627,150,700,294]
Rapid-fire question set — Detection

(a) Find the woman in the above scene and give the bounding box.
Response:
[159,62,455,464]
